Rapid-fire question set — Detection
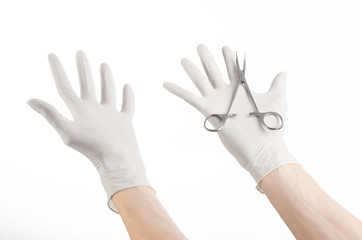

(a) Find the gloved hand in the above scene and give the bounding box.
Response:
[163,44,298,191]
[28,51,151,212]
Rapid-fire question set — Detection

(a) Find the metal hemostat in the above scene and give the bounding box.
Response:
[204,52,284,132]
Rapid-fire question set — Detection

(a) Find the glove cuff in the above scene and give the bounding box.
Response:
[248,139,298,193]
[99,170,151,213]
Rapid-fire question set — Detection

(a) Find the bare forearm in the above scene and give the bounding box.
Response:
[260,164,362,240]
[112,186,187,240]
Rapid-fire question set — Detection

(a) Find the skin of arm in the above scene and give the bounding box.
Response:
[260,164,362,240]
[112,186,188,240]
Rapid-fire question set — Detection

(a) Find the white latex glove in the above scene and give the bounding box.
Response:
[28,51,151,212]
[163,44,298,191]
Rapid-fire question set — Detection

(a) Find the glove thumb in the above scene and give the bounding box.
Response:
[28,99,69,134]
[268,72,287,97]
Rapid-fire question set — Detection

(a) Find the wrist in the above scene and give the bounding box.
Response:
[105,175,151,213]
[111,186,156,211]
[259,164,302,191]
[245,139,298,192]
[110,185,155,214]
[111,186,187,240]
[95,154,152,213]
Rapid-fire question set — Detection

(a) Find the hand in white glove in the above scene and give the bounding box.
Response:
[28,51,151,212]
[163,44,298,190]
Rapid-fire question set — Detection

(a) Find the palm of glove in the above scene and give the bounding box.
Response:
[66,104,142,170]
[164,44,288,173]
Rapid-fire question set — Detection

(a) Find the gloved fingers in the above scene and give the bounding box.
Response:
[121,84,135,118]
[181,58,213,96]
[76,51,97,101]
[100,63,116,107]
[268,72,287,97]
[27,98,71,135]
[163,82,203,112]
[222,46,238,85]
[197,44,226,89]
[48,54,81,112]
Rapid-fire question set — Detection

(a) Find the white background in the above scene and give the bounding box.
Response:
[1,0,362,239]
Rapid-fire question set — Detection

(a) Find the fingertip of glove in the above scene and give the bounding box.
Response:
[100,62,109,70]
[222,46,233,53]
[27,98,37,108]
[27,99,42,113]
[180,58,188,66]
[162,82,172,91]
[123,83,134,93]
[197,43,207,51]
[278,71,287,79]
[47,53,59,64]
[76,50,86,59]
